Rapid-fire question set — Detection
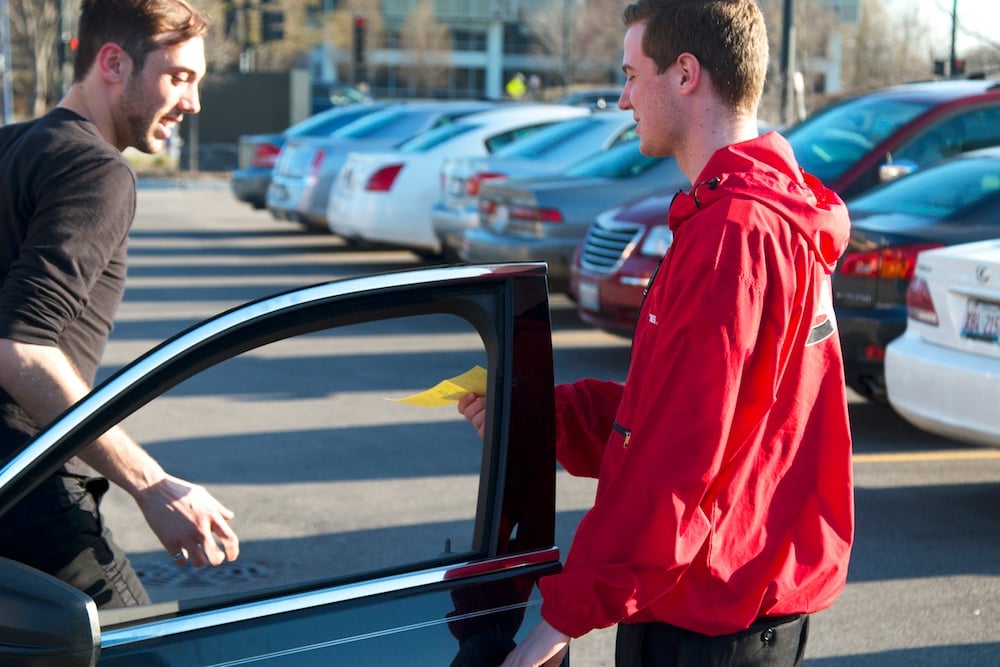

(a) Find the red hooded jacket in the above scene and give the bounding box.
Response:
[541,132,854,637]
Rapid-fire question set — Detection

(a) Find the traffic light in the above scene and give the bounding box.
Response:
[353,15,367,84]
[953,58,966,76]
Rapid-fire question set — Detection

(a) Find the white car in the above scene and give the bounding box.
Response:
[326,104,588,258]
[886,239,1000,447]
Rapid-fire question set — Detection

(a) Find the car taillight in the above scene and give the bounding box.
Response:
[839,243,943,280]
[251,143,281,168]
[509,205,564,223]
[465,172,506,197]
[309,149,326,177]
[366,164,403,192]
[905,275,939,326]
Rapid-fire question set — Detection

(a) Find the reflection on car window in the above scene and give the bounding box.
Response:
[785,97,930,183]
[848,155,1000,219]
[894,106,1000,167]
[333,108,437,141]
[563,139,657,178]
[492,117,597,158]
[104,314,488,612]
[401,123,476,152]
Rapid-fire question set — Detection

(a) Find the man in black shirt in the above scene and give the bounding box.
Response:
[0,0,239,608]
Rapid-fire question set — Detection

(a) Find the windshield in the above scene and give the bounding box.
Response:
[785,96,931,184]
[563,139,658,178]
[848,155,1000,219]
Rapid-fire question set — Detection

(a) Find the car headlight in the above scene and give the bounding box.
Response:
[640,225,674,257]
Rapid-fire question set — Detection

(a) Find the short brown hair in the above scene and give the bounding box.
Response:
[73,0,209,82]
[622,0,768,113]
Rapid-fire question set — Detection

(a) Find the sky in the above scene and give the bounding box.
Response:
[886,0,1000,55]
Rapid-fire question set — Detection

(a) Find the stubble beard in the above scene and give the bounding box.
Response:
[118,76,163,155]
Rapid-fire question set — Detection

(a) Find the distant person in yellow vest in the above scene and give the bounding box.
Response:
[506,73,527,100]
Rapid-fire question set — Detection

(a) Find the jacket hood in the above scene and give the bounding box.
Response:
[670,131,850,273]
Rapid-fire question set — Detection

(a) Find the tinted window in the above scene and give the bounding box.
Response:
[563,139,660,178]
[893,105,1000,166]
[103,314,489,610]
[492,117,600,158]
[849,155,1000,219]
[287,105,382,138]
[400,122,475,152]
[785,96,931,183]
[333,108,440,141]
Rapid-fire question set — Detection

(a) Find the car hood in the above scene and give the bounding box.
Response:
[669,131,851,274]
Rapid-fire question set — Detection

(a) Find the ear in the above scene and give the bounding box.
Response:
[96,43,131,83]
[675,52,702,96]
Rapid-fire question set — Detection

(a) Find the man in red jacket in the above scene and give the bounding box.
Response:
[460,0,854,664]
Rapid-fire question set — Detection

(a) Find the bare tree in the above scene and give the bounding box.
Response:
[400,0,451,96]
[531,0,621,86]
[842,0,931,92]
[9,0,60,117]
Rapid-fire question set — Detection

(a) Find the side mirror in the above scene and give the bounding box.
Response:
[879,159,919,183]
[0,558,99,667]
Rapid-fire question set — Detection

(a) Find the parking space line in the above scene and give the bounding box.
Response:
[853,450,1000,463]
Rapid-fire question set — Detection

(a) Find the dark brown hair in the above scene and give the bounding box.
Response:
[73,0,209,82]
[622,0,768,113]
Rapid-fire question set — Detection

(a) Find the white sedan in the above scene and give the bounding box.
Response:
[326,104,588,258]
[886,239,1000,448]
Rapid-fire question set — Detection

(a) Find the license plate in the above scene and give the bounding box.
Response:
[578,279,599,313]
[961,299,1000,342]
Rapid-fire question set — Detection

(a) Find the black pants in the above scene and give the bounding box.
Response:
[0,472,151,608]
[615,614,809,667]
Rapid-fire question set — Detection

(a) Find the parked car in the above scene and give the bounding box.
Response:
[433,111,637,260]
[833,146,1000,402]
[327,104,589,258]
[572,80,1000,339]
[555,87,622,111]
[885,239,1000,448]
[784,79,1000,200]
[231,102,387,210]
[457,135,688,294]
[310,81,374,113]
[0,263,561,665]
[268,100,498,230]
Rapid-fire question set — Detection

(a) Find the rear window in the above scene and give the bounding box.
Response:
[563,139,659,178]
[332,108,439,141]
[848,155,1000,219]
[785,96,931,184]
[400,122,474,153]
[492,117,602,159]
[286,105,381,138]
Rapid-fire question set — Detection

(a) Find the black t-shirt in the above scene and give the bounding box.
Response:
[0,107,135,458]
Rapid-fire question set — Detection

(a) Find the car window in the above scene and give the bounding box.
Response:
[491,117,607,159]
[848,155,1000,219]
[785,96,931,184]
[332,108,439,141]
[99,313,489,613]
[484,123,561,152]
[286,105,382,138]
[563,139,661,178]
[400,122,476,152]
[893,105,1000,166]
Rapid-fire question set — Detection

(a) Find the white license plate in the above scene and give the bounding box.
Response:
[578,279,599,313]
[961,299,1000,342]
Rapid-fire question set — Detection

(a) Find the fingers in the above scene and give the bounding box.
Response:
[457,393,486,438]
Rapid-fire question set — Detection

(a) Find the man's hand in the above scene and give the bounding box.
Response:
[457,392,486,438]
[502,620,569,667]
[135,474,240,567]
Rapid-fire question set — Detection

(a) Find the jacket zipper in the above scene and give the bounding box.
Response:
[613,422,631,448]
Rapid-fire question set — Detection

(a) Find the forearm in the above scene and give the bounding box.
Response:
[0,338,165,496]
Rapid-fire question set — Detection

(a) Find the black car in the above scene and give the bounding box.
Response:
[834,146,1000,402]
[0,264,561,665]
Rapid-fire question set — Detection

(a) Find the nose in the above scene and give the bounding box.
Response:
[618,87,631,111]
[180,84,201,115]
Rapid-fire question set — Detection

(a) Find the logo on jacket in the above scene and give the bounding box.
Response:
[806,277,837,346]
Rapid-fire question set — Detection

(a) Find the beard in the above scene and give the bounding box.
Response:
[117,76,164,154]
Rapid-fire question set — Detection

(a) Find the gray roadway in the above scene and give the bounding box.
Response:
[98,184,998,666]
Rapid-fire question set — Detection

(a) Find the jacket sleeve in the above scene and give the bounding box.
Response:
[540,207,776,637]
[553,378,622,478]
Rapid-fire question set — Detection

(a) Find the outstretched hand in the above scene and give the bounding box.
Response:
[135,474,240,567]
[457,392,487,438]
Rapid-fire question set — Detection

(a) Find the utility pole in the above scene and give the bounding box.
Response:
[0,0,13,124]
[779,0,795,126]
[949,0,958,76]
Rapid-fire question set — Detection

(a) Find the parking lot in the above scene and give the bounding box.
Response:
[99,184,999,666]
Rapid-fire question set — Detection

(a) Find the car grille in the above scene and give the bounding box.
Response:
[580,218,644,273]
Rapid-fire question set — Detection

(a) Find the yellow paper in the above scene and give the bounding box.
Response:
[388,365,488,407]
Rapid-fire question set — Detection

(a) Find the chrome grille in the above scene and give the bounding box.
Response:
[580,217,643,273]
